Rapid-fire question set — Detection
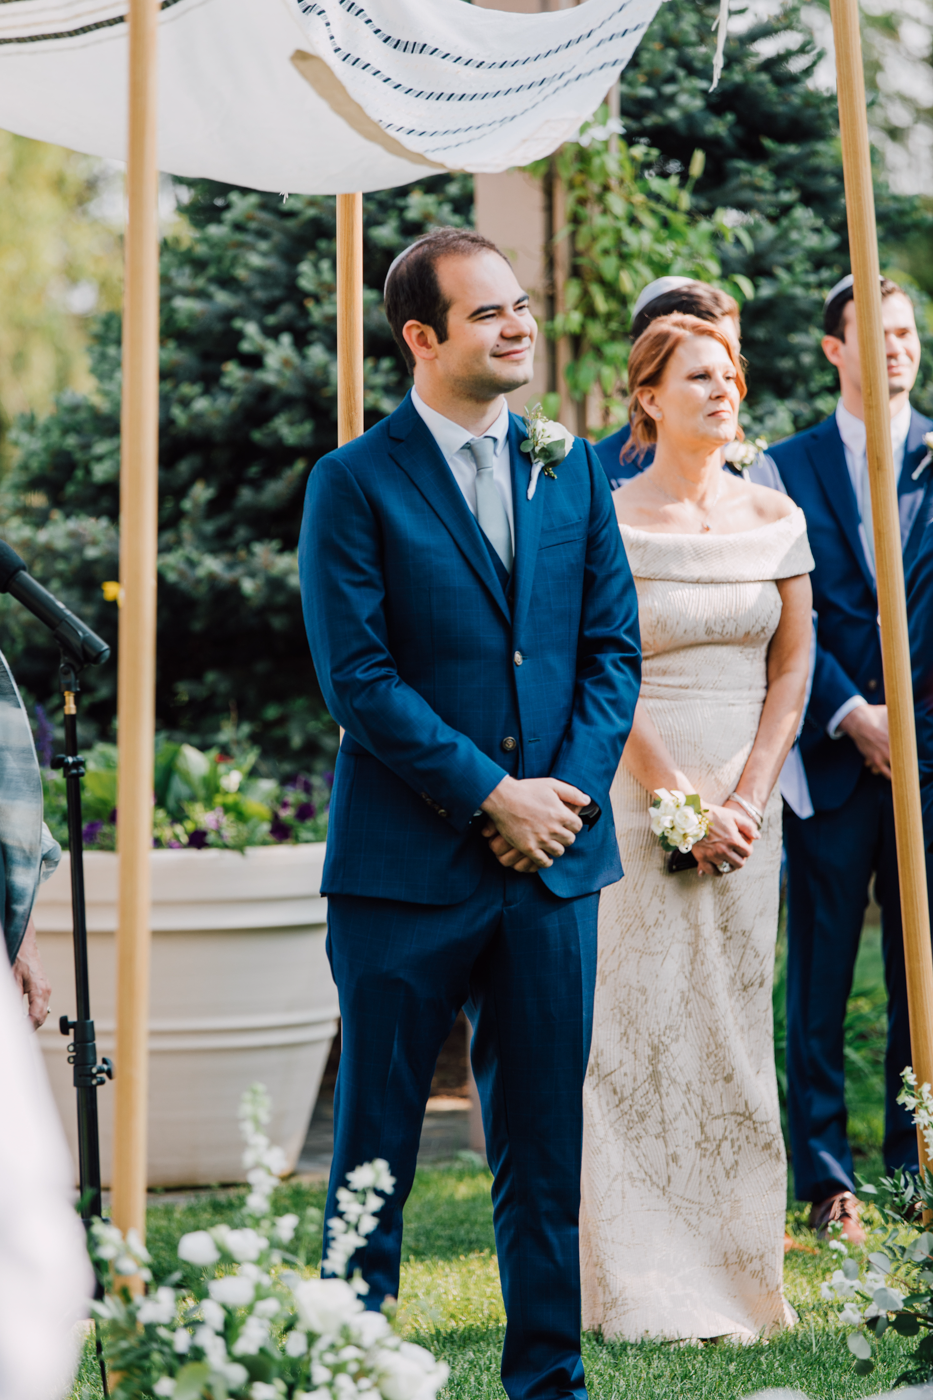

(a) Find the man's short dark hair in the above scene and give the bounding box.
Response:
[824,277,904,341]
[631,283,739,340]
[384,227,510,371]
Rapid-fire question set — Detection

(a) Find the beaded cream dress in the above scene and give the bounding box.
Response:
[580,508,813,1343]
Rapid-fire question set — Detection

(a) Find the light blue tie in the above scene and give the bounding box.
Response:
[468,436,513,574]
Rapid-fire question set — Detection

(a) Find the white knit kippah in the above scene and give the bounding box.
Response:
[823,272,886,307]
[631,275,697,325]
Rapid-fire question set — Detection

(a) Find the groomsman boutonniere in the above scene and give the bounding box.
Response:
[650,789,711,855]
[723,435,769,479]
[521,405,574,500]
[912,431,933,481]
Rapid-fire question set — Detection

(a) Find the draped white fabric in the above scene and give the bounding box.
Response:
[0,0,662,194]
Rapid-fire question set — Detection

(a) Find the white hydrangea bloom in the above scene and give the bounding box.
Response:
[209,1274,256,1308]
[178,1230,220,1266]
[137,1287,176,1326]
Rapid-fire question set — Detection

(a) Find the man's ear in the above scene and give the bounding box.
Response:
[821,333,845,370]
[403,319,438,365]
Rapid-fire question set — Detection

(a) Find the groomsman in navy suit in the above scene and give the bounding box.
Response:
[593,276,785,493]
[770,274,933,1241]
[909,510,933,845]
[299,228,641,1400]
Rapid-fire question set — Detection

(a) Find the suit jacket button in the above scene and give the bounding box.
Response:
[513,650,523,666]
[867,678,879,692]
[501,736,517,752]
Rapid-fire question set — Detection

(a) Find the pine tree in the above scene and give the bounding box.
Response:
[618,0,933,433]
[3,176,472,767]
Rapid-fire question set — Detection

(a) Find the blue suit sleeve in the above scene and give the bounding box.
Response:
[299,456,507,833]
[550,442,642,803]
[908,523,933,847]
[807,640,862,733]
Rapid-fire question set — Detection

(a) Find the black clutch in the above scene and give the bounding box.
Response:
[666,848,698,873]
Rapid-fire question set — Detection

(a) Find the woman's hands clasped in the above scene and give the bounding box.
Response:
[691,801,758,877]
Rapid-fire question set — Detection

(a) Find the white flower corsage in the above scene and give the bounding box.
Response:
[912,431,933,481]
[723,436,768,474]
[520,405,575,500]
[650,788,711,854]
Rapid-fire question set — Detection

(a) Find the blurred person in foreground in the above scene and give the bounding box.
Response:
[0,646,92,1398]
[593,276,783,493]
[908,508,933,857]
[770,275,933,1242]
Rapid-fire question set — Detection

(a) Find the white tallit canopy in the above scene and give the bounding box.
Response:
[0,0,663,194]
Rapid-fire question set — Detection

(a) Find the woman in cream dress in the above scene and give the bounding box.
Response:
[581,313,814,1342]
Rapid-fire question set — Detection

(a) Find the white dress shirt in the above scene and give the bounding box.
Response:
[827,398,912,738]
[411,387,515,549]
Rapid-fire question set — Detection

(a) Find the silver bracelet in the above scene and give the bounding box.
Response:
[727,791,764,828]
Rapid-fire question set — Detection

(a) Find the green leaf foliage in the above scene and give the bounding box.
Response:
[616,0,933,436]
[4,174,472,766]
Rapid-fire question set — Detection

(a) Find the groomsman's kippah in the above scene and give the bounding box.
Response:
[384,242,421,295]
[631,276,697,324]
[823,272,886,307]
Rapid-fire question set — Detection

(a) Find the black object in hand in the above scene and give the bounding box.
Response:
[666,848,698,873]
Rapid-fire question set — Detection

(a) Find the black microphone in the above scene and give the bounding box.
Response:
[0,541,110,668]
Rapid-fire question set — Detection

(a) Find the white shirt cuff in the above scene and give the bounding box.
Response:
[828,695,867,739]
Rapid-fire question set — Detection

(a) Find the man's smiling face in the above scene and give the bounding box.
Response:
[407,249,537,402]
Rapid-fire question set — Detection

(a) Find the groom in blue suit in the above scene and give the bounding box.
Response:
[770,275,933,1239]
[299,228,640,1400]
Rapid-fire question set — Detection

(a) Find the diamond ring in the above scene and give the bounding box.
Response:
[717,861,732,874]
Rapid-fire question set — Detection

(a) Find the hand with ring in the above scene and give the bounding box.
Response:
[691,802,756,878]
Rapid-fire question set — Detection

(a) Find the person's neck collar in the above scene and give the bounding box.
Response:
[411,384,509,442]
[835,392,912,428]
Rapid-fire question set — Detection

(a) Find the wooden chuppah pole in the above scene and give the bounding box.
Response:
[336,193,364,446]
[112,0,160,1242]
[829,0,933,1160]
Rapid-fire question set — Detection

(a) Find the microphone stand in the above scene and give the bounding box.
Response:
[52,654,112,1395]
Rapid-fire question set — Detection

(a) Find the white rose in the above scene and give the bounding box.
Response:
[274,1213,300,1243]
[232,1315,269,1355]
[292,1277,363,1336]
[200,1299,226,1333]
[178,1231,220,1267]
[253,1296,280,1318]
[224,1228,267,1263]
[285,1328,309,1357]
[137,1286,176,1326]
[375,1342,449,1400]
[173,1328,192,1354]
[153,1380,176,1398]
[537,420,574,452]
[220,769,243,793]
[350,1310,391,1348]
[210,1274,256,1308]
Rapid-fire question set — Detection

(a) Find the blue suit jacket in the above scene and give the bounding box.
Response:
[594,422,786,492]
[907,505,933,847]
[770,409,933,812]
[299,393,641,906]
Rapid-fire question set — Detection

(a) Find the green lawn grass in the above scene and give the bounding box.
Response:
[71,920,900,1400]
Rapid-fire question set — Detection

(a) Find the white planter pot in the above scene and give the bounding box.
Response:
[33,844,338,1188]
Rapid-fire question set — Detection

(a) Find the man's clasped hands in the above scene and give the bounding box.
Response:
[479,775,588,873]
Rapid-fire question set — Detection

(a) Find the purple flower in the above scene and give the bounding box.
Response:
[278,796,292,815]
[187,829,209,849]
[108,808,117,825]
[295,802,316,822]
[204,807,224,832]
[286,774,312,794]
[269,818,291,843]
[323,771,334,790]
[168,839,183,849]
[35,705,54,769]
[82,820,104,845]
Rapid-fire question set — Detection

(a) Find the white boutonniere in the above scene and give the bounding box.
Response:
[650,789,712,856]
[520,404,574,500]
[912,431,933,481]
[723,436,768,476]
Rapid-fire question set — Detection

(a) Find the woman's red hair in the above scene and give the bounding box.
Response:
[624,313,747,459]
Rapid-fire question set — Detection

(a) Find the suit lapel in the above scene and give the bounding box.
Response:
[509,414,544,640]
[899,410,932,552]
[806,418,877,593]
[387,395,510,623]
